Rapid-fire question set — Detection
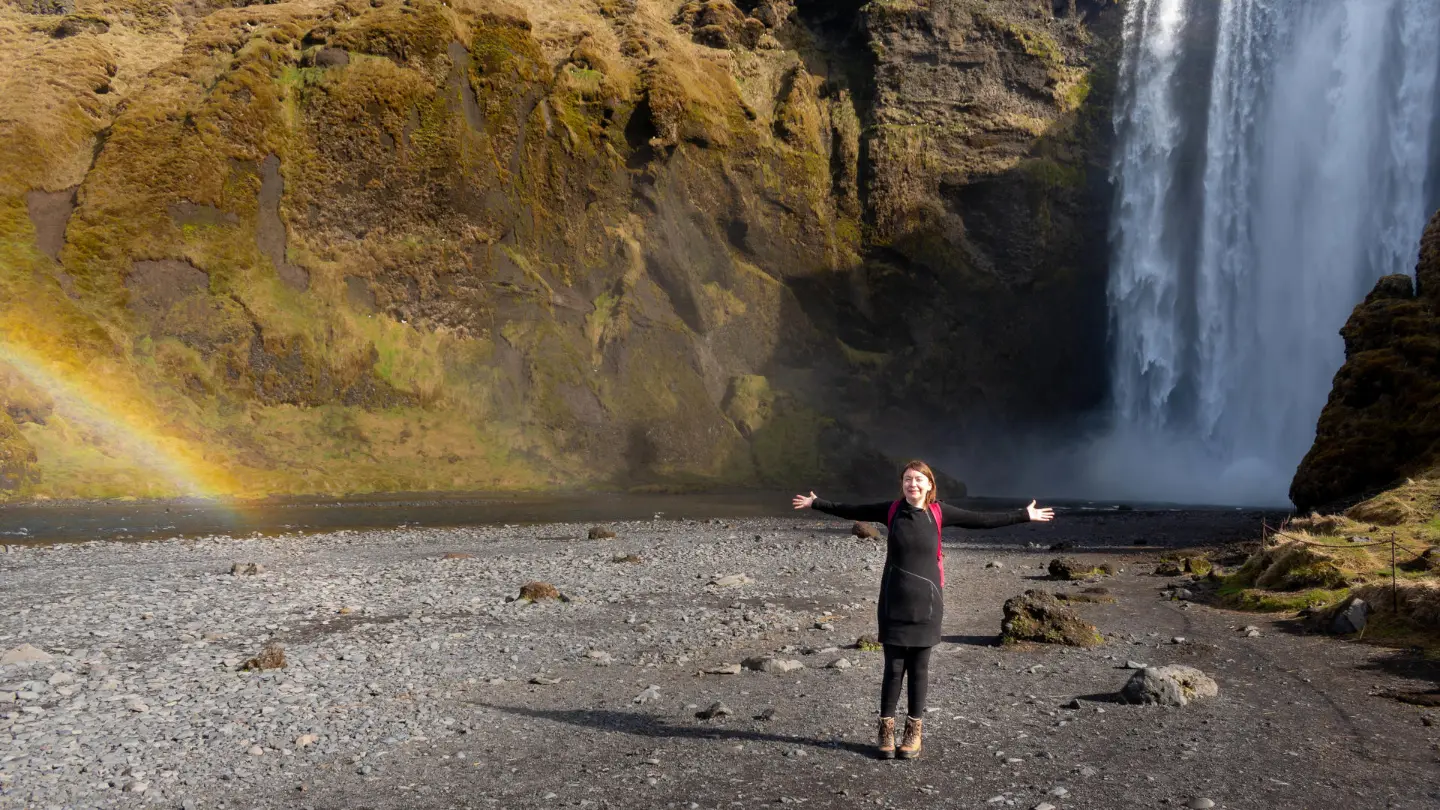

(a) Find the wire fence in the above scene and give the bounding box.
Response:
[1259,520,1431,613]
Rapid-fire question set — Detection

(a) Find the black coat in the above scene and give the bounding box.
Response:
[813,499,1030,647]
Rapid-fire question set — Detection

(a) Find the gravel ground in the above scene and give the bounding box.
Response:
[1,510,1438,809]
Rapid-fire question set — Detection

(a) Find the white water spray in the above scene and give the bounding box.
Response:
[1105,0,1440,505]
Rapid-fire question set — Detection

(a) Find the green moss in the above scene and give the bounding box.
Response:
[1020,157,1084,190]
[329,0,456,62]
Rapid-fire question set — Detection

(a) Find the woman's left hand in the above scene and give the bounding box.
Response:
[1026,500,1055,522]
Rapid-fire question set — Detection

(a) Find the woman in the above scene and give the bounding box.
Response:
[792,460,1054,760]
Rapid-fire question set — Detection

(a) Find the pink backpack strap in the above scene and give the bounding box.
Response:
[929,502,945,587]
[887,501,947,588]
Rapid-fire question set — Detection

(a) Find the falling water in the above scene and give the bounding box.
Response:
[1105,0,1440,505]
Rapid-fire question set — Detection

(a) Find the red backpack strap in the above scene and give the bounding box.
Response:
[929,502,945,588]
[886,500,900,530]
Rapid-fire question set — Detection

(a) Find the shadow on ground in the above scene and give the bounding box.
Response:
[480,703,876,758]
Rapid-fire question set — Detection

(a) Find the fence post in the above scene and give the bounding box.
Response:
[1391,531,1399,614]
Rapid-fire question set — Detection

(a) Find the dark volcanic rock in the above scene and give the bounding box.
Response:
[1291,210,1440,509]
[1000,590,1102,647]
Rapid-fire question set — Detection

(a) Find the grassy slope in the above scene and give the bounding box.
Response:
[1215,476,1440,648]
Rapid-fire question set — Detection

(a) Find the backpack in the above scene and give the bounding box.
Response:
[886,500,946,587]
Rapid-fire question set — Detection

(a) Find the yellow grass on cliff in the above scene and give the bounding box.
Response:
[1219,475,1440,647]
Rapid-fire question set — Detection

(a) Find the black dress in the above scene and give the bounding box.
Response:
[812,499,1030,647]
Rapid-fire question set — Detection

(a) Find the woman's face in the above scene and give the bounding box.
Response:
[901,469,932,502]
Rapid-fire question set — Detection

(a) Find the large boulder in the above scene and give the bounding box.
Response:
[1292,210,1440,509]
[1120,664,1218,706]
[1000,590,1102,647]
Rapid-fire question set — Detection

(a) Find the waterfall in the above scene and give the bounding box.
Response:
[1105,0,1440,505]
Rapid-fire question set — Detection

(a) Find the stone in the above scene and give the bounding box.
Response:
[611,554,643,564]
[0,644,52,665]
[742,656,804,674]
[518,582,562,601]
[247,745,264,756]
[854,634,882,652]
[1155,561,1184,576]
[986,561,1004,569]
[1000,590,1103,647]
[709,574,753,587]
[1048,557,1104,580]
[1120,665,1219,707]
[696,702,731,720]
[1186,800,1215,809]
[633,685,661,704]
[704,663,742,675]
[1331,597,1370,634]
[242,643,287,671]
[586,650,614,666]
[851,522,882,540]
[529,676,561,685]
[440,552,473,560]
[1172,588,1194,600]
[230,562,266,576]
[826,658,853,670]
[1033,803,1056,810]
[587,526,616,540]
[295,734,318,748]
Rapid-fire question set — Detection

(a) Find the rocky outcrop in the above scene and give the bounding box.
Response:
[1291,210,1440,510]
[0,0,1121,500]
[1000,589,1102,647]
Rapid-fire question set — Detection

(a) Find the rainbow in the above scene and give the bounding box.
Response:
[0,340,238,500]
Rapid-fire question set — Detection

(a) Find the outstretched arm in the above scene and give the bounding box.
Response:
[939,500,1045,529]
[792,492,892,523]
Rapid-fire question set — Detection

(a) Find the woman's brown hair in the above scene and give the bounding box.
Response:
[901,460,938,505]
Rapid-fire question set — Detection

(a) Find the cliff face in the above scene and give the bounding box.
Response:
[0,0,1119,500]
[1291,210,1440,511]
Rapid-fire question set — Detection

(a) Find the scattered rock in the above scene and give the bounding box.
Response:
[704,663,742,675]
[709,574,753,587]
[854,634,882,652]
[439,552,473,560]
[230,562,266,576]
[295,734,318,748]
[1063,698,1082,709]
[1171,588,1194,601]
[826,658,853,670]
[586,650,614,666]
[518,581,562,601]
[1000,590,1103,647]
[1033,803,1056,810]
[1154,561,1184,576]
[986,561,1005,569]
[1123,660,1148,669]
[1120,665,1219,707]
[755,707,778,721]
[852,522,882,540]
[742,656,804,674]
[0,644,52,666]
[529,676,561,685]
[633,685,661,704]
[241,643,287,671]
[611,554,643,564]
[1048,557,1106,580]
[1049,541,1074,551]
[1186,800,1215,810]
[587,526,616,540]
[1331,597,1370,634]
[696,702,731,720]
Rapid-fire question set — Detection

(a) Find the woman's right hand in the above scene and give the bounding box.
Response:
[792,491,817,510]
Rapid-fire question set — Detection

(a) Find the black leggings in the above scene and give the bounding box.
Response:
[880,644,933,719]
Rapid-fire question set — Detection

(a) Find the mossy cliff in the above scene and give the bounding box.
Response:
[0,0,1120,500]
[1291,210,1440,511]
